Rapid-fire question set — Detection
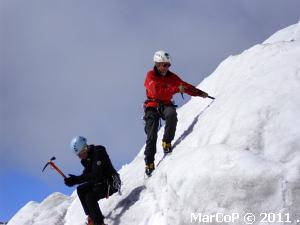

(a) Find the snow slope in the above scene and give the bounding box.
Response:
[7,192,73,225]
[8,22,300,225]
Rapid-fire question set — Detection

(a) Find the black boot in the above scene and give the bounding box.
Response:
[162,141,172,154]
[86,216,94,225]
[145,162,155,177]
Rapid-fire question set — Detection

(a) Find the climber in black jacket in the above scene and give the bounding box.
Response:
[64,136,121,225]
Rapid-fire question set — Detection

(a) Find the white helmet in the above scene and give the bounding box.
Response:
[153,50,172,63]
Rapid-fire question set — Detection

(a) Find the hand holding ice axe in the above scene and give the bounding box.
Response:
[42,156,66,178]
[180,86,215,100]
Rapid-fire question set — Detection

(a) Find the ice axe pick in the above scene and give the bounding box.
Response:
[42,156,66,178]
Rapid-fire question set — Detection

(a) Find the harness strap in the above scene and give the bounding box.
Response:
[144,98,177,107]
[106,184,111,199]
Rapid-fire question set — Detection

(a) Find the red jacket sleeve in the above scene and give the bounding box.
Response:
[181,82,202,96]
[172,75,200,97]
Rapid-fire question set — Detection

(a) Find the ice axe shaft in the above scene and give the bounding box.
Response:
[48,161,66,178]
[42,157,66,178]
[208,96,215,100]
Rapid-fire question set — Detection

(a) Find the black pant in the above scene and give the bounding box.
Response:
[144,106,177,164]
[77,182,116,225]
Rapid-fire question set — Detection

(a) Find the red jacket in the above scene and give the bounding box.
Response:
[144,67,199,108]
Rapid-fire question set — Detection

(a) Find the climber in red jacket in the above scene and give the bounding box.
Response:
[143,50,209,176]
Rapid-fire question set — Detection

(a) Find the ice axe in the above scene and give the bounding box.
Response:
[42,156,66,178]
[183,86,215,100]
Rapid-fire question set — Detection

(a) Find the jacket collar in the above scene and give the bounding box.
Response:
[87,145,94,159]
[154,66,171,77]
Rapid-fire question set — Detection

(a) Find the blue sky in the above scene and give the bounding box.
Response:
[1,0,300,222]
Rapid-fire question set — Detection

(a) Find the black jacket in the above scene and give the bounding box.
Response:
[77,145,118,185]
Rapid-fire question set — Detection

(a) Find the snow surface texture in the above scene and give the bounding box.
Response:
[8,22,300,225]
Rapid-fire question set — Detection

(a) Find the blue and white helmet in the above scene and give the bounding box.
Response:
[70,136,87,155]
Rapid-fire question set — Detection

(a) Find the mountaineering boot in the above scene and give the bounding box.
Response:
[90,219,107,225]
[86,216,94,225]
[145,162,155,177]
[162,141,172,154]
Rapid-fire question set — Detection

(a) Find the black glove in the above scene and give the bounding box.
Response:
[197,89,209,98]
[64,174,79,187]
[185,86,208,98]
